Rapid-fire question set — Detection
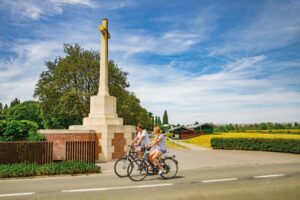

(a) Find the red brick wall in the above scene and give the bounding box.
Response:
[112,133,126,159]
[44,133,96,161]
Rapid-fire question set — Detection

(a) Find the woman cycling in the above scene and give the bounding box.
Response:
[148,126,167,175]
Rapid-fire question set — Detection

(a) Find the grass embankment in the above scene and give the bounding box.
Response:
[166,138,187,149]
[0,161,101,178]
[185,131,300,149]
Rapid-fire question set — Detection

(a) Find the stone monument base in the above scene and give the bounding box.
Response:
[69,124,135,162]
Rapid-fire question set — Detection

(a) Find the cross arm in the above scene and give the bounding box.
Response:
[98,25,111,39]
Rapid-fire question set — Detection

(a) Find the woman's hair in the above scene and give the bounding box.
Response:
[154,126,161,133]
[136,122,143,129]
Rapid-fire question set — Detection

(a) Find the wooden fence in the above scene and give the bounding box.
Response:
[0,141,53,164]
[66,141,96,163]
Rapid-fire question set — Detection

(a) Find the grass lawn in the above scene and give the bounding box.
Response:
[184,132,300,148]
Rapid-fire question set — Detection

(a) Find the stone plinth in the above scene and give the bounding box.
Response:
[68,125,135,162]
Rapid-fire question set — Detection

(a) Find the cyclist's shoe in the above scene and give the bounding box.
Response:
[158,169,165,175]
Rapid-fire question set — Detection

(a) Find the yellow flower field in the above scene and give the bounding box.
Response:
[184,132,300,149]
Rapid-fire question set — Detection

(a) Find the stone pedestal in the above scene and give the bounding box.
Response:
[69,124,135,162]
[68,94,135,162]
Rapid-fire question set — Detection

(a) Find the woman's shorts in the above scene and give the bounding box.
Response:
[157,148,167,154]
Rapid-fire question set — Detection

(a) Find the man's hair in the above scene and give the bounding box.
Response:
[136,122,143,129]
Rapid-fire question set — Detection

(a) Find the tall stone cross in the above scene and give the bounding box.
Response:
[98,18,111,96]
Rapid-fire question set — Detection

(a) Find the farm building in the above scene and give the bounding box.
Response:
[187,123,214,134]
[168,123,214,139]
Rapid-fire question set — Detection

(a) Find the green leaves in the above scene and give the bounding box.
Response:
[0,120,44,141]
[0,161,101,178]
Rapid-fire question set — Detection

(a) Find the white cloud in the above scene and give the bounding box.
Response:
[118,55,300,124]
[0,0,96,21]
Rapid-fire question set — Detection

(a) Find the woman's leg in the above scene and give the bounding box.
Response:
[148,151,155,165]
[152,150,162,170]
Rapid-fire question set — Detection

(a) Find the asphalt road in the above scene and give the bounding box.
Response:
[1,162,299,200]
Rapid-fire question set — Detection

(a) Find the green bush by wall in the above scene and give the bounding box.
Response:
[0,120,45,141]
[0,161,101,178]
[211,138,300,154]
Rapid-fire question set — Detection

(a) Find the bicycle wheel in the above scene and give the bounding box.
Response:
[114,157,131,177]
[127,160,148,181]
[160,158,178,179]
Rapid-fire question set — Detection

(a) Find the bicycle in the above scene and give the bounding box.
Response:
[114,145,138,177]
[127,147,178,181]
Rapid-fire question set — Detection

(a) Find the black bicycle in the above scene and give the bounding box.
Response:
[114,145,138,177]
[127,148,178,181]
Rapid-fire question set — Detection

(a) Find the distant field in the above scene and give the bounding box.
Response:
[184,131,300,148]
[243,129,300,134]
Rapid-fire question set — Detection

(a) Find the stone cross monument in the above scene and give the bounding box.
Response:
[98,18,110,96]
[69,19,135,162]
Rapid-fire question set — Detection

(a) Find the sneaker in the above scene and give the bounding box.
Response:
[158,169,164,175]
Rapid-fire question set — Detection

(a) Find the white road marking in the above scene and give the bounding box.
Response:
[0,192,35,198]
[62,183,173,193]
[254,174,286,179]
[202,178,238,183]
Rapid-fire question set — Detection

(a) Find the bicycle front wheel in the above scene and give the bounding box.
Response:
[160,158,178,179]
[114,157,131,177]
[127,160,148,181]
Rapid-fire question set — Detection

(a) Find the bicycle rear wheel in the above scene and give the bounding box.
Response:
[114,157,131,177]
[127,160,148,181]
[160,158,178,179]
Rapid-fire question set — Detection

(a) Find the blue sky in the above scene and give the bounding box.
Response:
[0,0,300,124]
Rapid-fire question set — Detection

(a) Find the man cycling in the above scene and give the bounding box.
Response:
[147,126,167,175]
[130,123,150,159]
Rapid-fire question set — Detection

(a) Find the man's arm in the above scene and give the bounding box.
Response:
[130,136,138,145]
[136,135,144,146]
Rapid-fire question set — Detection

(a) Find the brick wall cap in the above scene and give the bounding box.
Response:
[37,129,96,134]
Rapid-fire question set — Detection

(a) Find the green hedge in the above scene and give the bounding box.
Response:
[0,161,101,178]
[211,138,300,154]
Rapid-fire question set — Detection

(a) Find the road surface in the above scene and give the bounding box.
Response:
[0,162,299,200]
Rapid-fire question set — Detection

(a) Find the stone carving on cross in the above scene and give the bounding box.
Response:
[98,19,111,39]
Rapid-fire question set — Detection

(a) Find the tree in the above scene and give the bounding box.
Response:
[34,43,152,129]
[157,116,162,126]
[6,101,43,128]
[10,98,20,107]
[163,110,169,125]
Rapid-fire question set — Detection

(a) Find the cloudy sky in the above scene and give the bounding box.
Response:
[0,0,300,124]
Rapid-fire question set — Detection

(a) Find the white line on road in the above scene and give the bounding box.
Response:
[201,178,238,183]
[62,183,174,193]
[0,192,35,198]
[254,174,286,179]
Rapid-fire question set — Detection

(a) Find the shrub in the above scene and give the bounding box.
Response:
[211,138,300,154]
[0,120,44,141]
[0,161,101,178]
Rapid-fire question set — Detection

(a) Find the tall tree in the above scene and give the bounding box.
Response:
[157,116,162,126]
[34,43,152,129]
[10,98,20,107]
[163,110,169,125]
